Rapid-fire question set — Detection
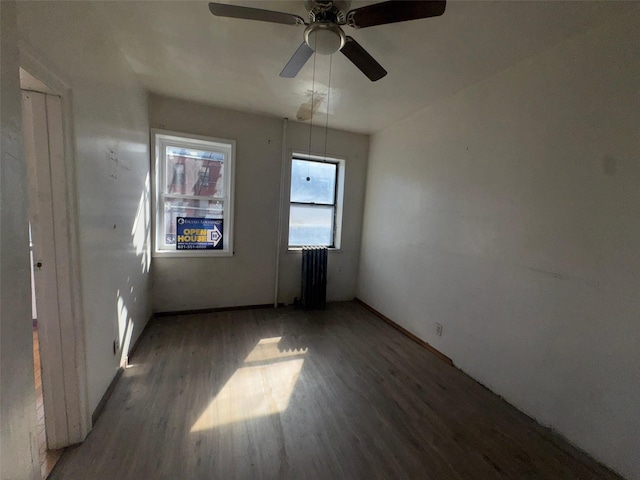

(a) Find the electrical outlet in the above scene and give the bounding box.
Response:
[436,323,443,336]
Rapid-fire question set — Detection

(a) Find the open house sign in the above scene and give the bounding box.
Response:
[176,217,223,250]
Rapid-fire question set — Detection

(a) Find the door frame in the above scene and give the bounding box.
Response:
[20,42,90,446]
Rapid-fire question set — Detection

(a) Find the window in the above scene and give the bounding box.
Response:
[288,154,344,249]
[152,130,235,256]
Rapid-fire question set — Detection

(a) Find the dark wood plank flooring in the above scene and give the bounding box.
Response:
[50,302,621,479]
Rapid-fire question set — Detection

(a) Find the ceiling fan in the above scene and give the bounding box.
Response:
[208,0,446,82]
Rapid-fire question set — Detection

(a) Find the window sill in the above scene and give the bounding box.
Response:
[286,247,342,253]
[153,250,233,258]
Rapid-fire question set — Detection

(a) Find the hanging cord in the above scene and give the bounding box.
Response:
[308,47,318,157]
[274,118,288,307]
[323,54,333,162]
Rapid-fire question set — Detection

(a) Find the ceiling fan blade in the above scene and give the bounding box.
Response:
[340,36,387,82]
[280,42,314,78]
[208,2,306,26]
[346,1,446,29]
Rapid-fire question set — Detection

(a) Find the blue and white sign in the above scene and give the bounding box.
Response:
[176,217,223,250]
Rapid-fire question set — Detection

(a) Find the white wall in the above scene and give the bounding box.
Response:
[149,95,369,312]
[0,2,40,478]
[357,8,640,480]
[17,2,152,415]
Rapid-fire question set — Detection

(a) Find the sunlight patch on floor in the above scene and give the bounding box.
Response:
[190,337,307,432]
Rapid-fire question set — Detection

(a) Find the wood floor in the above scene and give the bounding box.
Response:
[50,302,621,479]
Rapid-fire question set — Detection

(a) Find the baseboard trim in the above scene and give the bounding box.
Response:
[91,367,123,426]
[154,303,274,317]
[354,298,453,366]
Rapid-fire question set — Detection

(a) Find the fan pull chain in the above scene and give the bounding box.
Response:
[308,45,317,158]
[323,54,333,162]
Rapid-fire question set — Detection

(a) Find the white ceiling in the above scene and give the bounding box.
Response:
[92,1,632,134]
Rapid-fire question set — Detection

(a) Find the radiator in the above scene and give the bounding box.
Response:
[301,247,328,310]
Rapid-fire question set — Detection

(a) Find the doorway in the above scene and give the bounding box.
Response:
[22,88,66,478]
[19,57,90,477]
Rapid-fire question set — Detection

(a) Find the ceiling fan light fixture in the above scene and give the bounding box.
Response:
[304,23,345,55]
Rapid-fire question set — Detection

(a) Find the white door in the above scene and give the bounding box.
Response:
[22,90,74,449]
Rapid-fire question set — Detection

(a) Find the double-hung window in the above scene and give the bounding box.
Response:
[152,130,235,256]
[288,154,344,249]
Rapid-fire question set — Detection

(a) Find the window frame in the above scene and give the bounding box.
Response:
[287,153,345,251]
[151,129,235,258]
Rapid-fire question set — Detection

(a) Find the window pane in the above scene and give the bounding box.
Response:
[165,146,225,197]
[290,160,336,204]
[163,198,223,246]
[288,205,334,246]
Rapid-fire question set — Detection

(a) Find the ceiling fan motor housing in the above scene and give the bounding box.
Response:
[308,2,346,23]
[304,23,346,55]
